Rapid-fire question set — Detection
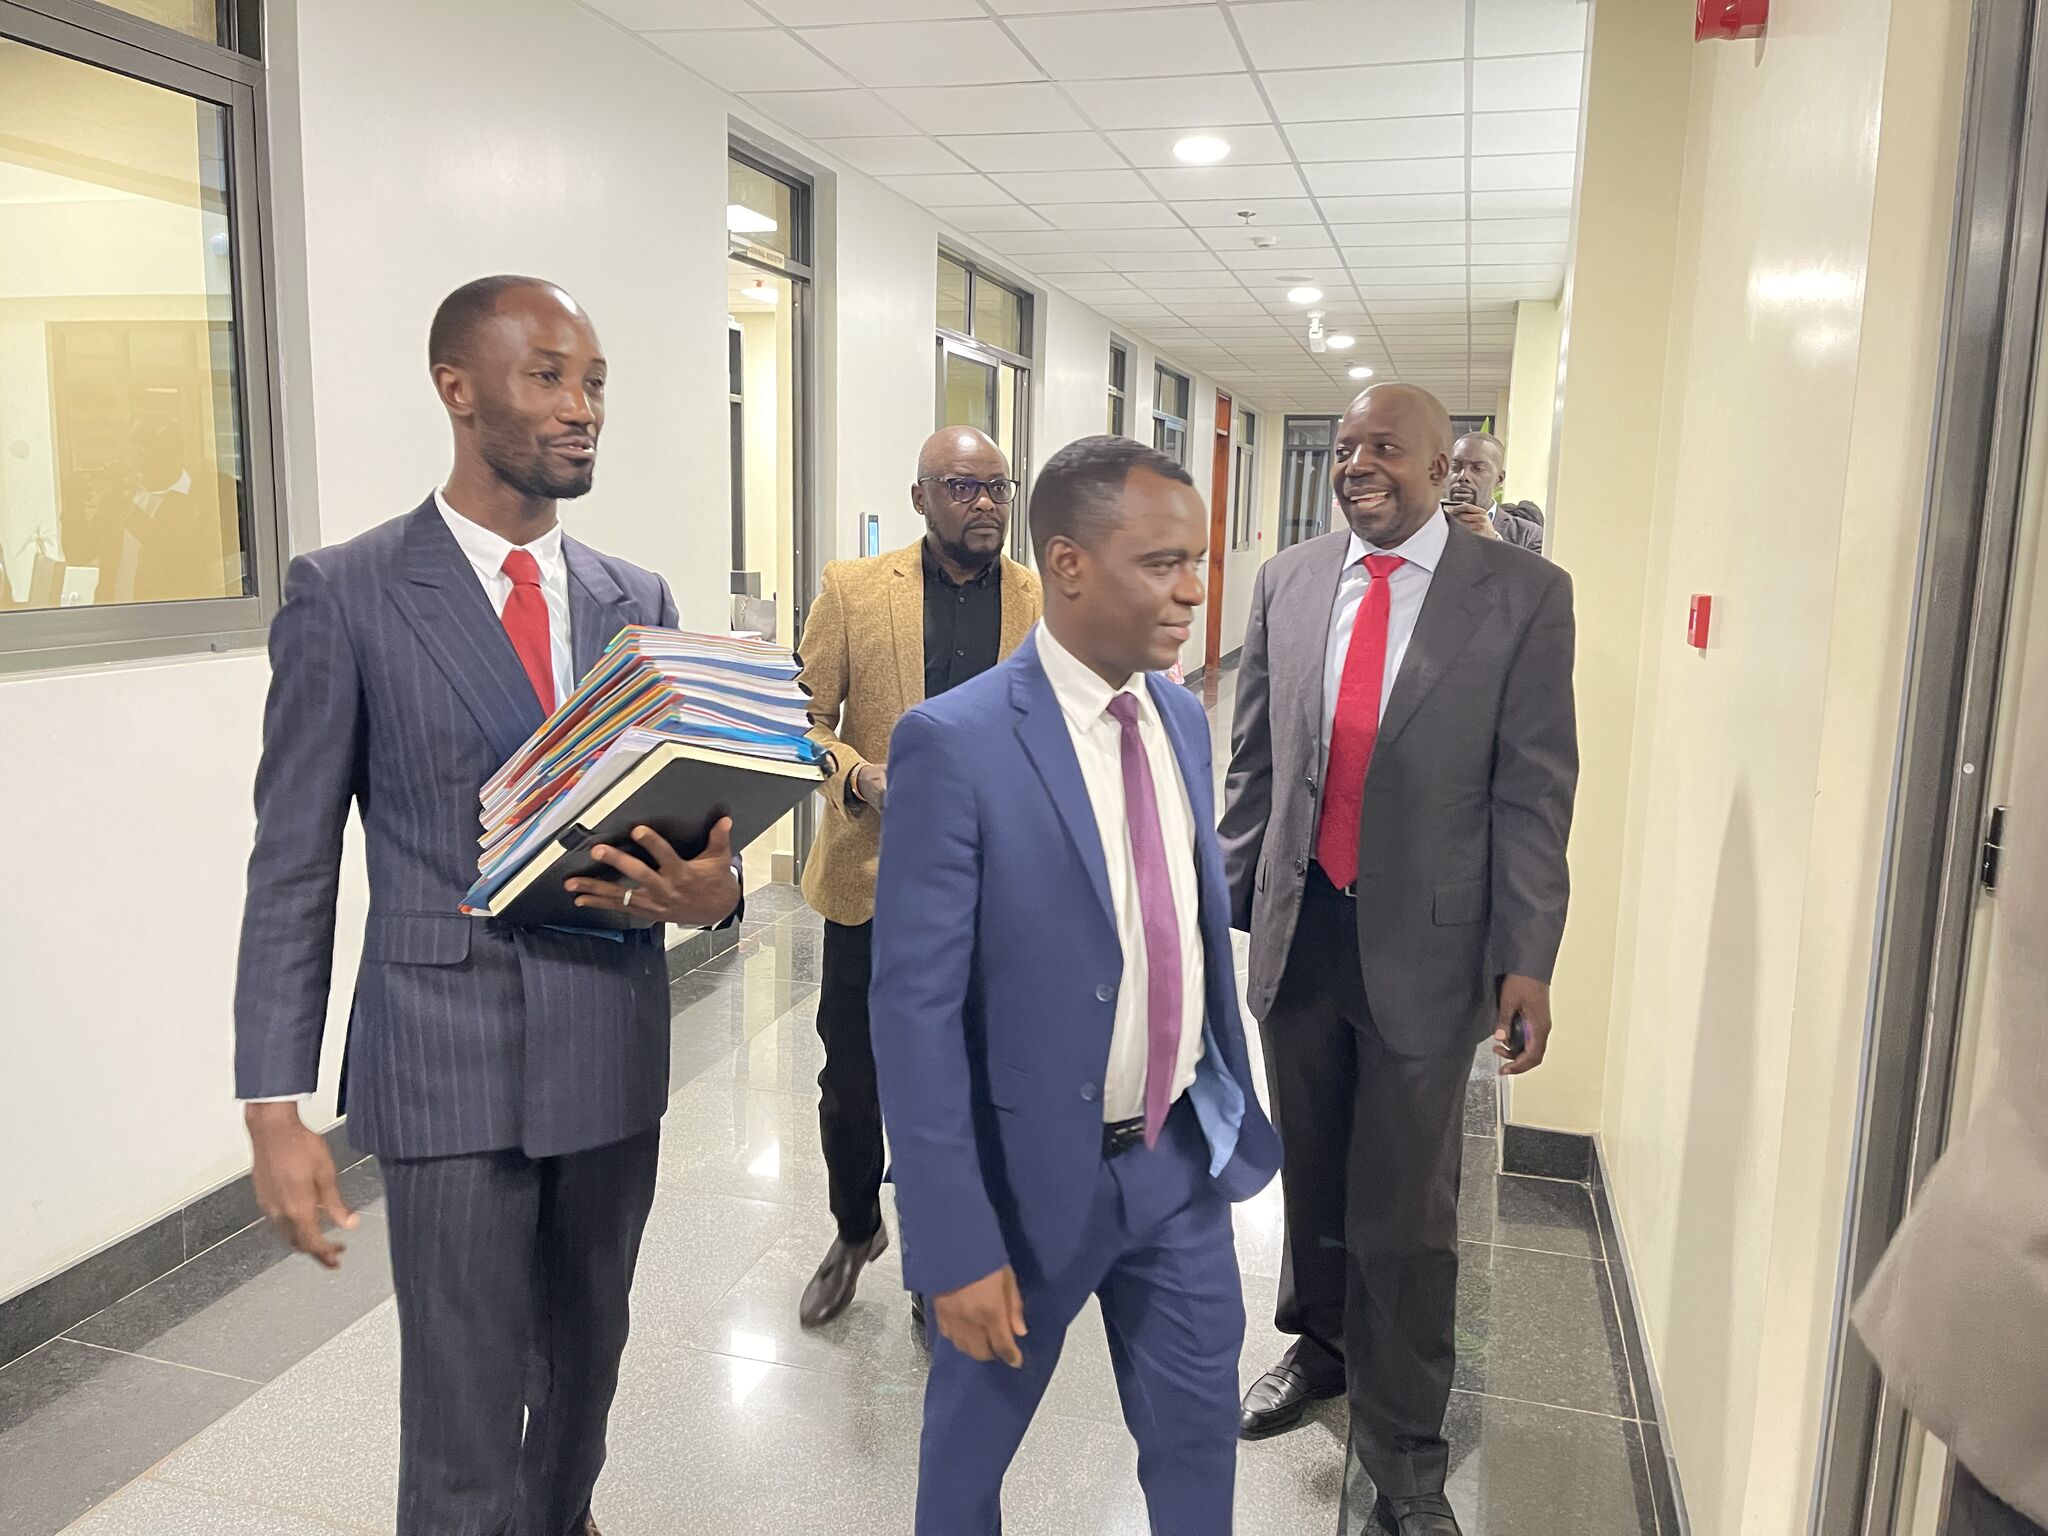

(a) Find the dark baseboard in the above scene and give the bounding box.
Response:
[0,920,746,1374]
[1180,647,1242,690]
[1499,1121,1593,1180]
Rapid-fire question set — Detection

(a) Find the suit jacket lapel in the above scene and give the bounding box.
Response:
[997,554,1036,657]
[562,536,632,682]
[389,499,545,765]
[888,543,925,713]
[1377,528,1493,750]
[1294,530,1349,755]
[1011,637,1116,931]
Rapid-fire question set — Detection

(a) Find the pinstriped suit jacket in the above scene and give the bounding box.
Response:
[233,496,693,1161]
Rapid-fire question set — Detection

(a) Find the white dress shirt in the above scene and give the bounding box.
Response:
[1036,623,1207,1122]
[435,488,575,709]
[1319,509,1450,775]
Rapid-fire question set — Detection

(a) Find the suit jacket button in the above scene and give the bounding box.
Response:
[1305,772,1316,790]
[1294,856,1308,875]
[1081,1084,1099,1102]
[1096,984,1116,1003]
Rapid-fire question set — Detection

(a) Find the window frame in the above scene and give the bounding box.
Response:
[1108,339,1129,437]
[934,247,1035,561]
[0,0,286,675]
[1152,362,1191,466]
[1232,408,1258,550]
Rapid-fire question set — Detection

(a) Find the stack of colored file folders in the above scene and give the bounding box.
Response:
[461,626,825,931]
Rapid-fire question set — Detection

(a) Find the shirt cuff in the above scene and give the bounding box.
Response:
[241,1094,313,1104]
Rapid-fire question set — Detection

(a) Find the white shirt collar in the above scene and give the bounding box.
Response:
[1345,507,1450,573]
[435,487,565,579]
[1037,621,1153,735]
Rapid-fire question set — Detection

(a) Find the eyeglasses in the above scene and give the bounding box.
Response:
[922,475,1016,505]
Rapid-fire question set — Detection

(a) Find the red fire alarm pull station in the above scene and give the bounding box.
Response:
[1697,0,1768,41]
[1688,595,1713,652]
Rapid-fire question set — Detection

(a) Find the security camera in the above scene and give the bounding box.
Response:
[1307,310,1326,354]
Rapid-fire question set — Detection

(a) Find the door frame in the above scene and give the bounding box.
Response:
[1206,390,1233,672]
[1811,2,2048,1529]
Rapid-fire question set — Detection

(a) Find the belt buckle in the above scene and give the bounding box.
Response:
[1103,1117,1146,1158]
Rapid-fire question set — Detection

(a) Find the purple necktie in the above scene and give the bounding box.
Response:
[1106,692,1183,1148]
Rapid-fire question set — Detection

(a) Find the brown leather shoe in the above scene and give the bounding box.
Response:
[798,1226,889,1328]
[1373,1492,1463,1535]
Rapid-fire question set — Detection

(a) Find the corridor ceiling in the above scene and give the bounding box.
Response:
[590,0,1588,413]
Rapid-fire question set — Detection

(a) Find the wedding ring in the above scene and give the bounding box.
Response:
[622,888,635,910]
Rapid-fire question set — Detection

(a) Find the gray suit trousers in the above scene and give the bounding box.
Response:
[383,1129,659,1536]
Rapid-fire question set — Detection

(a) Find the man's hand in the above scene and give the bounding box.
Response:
[934,1265,1028,1367]
[247,1102,357,1269]
[854,762,888,810]
[569,818,742,927]
[1448,502,1501,540]
[1494,974,1553,1076]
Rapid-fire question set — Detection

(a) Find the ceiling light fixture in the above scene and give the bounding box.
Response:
[1326,334,1357,351]
[1348,365,1375,380]
[726,203,778,235]
[1173,134,1231,164]
[1285,286,1324,305]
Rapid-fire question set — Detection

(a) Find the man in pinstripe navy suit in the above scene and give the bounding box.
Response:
[233,277,741,1536]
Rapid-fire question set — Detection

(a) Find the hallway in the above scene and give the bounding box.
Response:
[0,678,1667,1536]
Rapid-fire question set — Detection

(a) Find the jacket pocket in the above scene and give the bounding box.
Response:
[362,912,474,966]
[1432,880,1487,927]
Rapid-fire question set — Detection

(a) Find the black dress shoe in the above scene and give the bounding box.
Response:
[798,1226,889,1328]
[1238,1354,1345,1439]
[1373,1492,1462,1535]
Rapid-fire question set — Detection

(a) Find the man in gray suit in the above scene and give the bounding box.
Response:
[1221,385,1576,1535]
[1445,431,1544,555]
[234,276,741,1536]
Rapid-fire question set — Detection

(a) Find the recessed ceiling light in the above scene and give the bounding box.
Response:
[726,203,778,235]
[1326,334,1357,350]
[1348,365,1375,380]
[1285,286,1324,305]
[1172,134,1231,164]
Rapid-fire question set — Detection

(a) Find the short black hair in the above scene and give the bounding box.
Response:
[1030,434,1194,564]
[1456,430,1506,459]
[428,274,557,370]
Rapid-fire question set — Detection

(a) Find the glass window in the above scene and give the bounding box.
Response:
[1,32,251,616]
[728,157,797,263]
[1153,364,1191,465]
[1108,342,1127,436]
[943,349,997,437]
[973,277,1024,355]
[937,254,970,335]
[1232,409,1258,549]
[101,0,223,45]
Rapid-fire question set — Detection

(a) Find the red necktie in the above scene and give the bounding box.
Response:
[1315,553,1405,889]
[500,548,555,714]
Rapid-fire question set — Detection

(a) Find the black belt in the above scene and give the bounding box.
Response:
[1307,861,1357,898]
[1103,1116,1148,1158]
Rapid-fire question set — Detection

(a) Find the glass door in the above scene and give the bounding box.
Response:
[1280,416,1337,549]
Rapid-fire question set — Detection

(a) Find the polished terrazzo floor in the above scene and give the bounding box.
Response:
[1,677,1670,1536]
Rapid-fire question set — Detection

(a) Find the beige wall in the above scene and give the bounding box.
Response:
[1503,298,1562,514]
[1537,0,1968,1527]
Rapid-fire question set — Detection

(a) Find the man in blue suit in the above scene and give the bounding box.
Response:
[234,277,740,1535]
[872,434,1282,1535]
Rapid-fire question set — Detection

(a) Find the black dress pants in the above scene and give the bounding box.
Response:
[1260,874,1472,1498]
[816,918,885,1245]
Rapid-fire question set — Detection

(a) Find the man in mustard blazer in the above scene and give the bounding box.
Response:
[793,426,1041,1325]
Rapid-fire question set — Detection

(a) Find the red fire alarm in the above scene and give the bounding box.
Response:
[1697,0,1768,40]
[1688,595,1713,652]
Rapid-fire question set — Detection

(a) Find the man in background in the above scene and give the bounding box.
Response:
[235,276,741,1535]
[792,426,1040,1327]
[1223,385,1577,1535]
[872,435,1279,1534]
[1444,431,1544,555]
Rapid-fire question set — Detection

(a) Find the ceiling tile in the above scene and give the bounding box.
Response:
[1472,108,1579,156]
[1317,192,1467,223]
[1286,116,1465,163]
[1470,242,1567,264]
[1220,245,1344,270]
[1196,222,1328,252]
[1359,284,1468,300]
[584,0,765,27]
[1150,286,1259,305]
[942,131,1123,173]
[1474,0,1591,57]
[1471,187,1571,217]
[1346,243,1469,266]
[1019,251,1111,273]
[758,0,974,20]
[880,82,1084,134]
[975,228,1082,252]
[1166,301,1274,316]
[1473,53,1584,113]
[1124,266,1241,285]
[1173,197,1323,227]
[651,29,848,91]
[1352,265,1465,285]
[1080,228,1208,252]
[879,172,1014,207]
[1472,263,1565,281]
[1049,271,1137,292]
[992,0,1208,7]
[1307,158,1465,197]
[1040,202,1183,230]
[825,135,973,176]
[1008,9,1242,78]
[800,20,1039,88]
[944,204,1056,233]
[743,89,918,138]
[1474,279,1564,300]
[1470,216,1571,242]
[992,168,1155,203]
[1233,0,1464,69]
[1109,124,1291,168]
[1145,164,1311,202]
[1471,153,1575,191]
[1264,61,1465,124]
[1113,249,1233,269]
[1329,219,1467,246]
[1065,73,1273,131]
